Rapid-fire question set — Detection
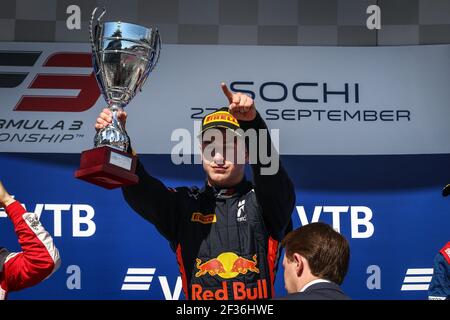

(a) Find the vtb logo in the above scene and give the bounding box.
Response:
[195,252,259,279]
[0,50,100,112]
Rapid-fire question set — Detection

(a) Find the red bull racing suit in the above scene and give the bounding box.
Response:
[122,113,296,300]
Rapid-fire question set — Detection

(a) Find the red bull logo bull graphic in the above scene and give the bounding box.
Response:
[195,258,226,277]
[195,252,259,279]
[231,255,259,274]
[193,252,267,300]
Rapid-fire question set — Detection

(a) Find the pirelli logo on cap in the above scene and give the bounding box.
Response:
[203,112,240,127]
[191,213,217,224]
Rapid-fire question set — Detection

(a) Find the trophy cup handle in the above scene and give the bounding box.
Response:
[150,29,162,73]
[139,29,161,92]
[89,7,106,69]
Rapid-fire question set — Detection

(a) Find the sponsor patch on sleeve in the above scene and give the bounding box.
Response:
[191,212,217,224]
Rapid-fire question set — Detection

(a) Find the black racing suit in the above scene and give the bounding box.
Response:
[122,113,296,300]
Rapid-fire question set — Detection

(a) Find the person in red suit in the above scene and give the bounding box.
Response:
[0,181,61,299]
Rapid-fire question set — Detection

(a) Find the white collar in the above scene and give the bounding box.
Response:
[300,279,331,292]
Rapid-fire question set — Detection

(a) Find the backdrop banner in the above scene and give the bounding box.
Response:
[0,42,450,155]
[0,153,448,300]
[0,43,449,300]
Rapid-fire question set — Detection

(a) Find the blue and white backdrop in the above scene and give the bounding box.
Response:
[0,43,449,299]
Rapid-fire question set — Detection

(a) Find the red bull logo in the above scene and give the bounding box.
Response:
[231,255,259,274]
[195,252,259,279]
[195,258,226,277]
[192,252,266,300]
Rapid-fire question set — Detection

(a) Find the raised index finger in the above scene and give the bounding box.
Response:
[221,82,234,103]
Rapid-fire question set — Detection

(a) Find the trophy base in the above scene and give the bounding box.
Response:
[75,146,138,189]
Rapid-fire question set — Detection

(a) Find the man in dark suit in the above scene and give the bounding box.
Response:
[279,222,350,300]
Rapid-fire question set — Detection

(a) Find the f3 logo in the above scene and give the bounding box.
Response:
[0,50,101,112]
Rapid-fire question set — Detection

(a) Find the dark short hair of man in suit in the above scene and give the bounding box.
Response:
[279,222,350,300]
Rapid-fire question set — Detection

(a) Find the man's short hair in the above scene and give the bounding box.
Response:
[281,222,350,285]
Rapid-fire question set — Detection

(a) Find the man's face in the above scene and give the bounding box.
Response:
[201,129,247,188]
[283,254,299,294]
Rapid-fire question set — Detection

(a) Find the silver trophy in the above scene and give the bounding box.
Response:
[75,7,161,189]
[90,7,161,152]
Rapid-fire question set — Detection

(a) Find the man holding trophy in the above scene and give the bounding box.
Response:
[83,7,295,300]
[95,85,295,300]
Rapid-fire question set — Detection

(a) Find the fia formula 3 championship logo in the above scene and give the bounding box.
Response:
[0,50,100,112]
